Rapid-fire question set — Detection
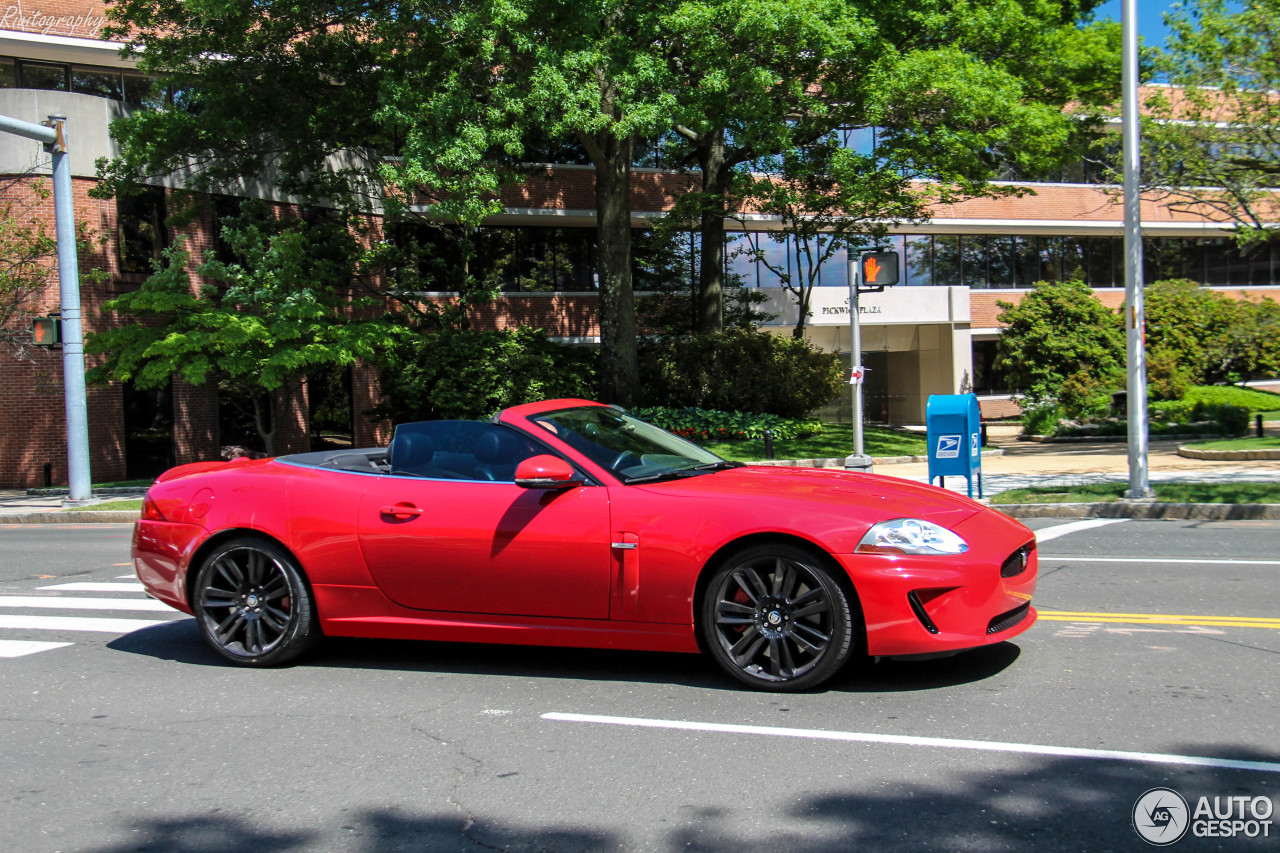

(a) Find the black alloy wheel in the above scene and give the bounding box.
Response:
[701,543,856,691]
[192,537,320,666]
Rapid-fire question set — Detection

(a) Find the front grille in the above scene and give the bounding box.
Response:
[987,602,1031,635]
[1001,545,1032,578]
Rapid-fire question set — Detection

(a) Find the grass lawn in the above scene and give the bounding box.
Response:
[65,498,143,513]
[696,424,927,461]
[1182,436,1280,451]
[991,481,1280,505]
[1184,385,1280,419]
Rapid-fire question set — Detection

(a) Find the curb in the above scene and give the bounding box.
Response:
[750,449,1005,468]
[1020,434,1225,443]
[1178,447,1280,461]
[0,511,140,524]
[994,502,1280,520]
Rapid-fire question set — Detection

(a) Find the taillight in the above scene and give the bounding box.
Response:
[140,494,165,522]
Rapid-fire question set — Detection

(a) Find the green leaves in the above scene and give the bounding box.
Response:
[1141,0,1280,247]
[995,279,1126,417]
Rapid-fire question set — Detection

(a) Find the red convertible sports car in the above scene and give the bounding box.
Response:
[133,399,1037,691]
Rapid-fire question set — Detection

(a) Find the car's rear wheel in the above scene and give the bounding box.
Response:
[192,537,320,666]
[701,543,856,691]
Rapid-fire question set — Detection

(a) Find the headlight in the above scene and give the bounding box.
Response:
[856,518,969,555]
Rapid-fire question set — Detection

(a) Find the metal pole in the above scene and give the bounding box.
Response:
[1122,0,1153,498]
[845,254,872,472]
[0,113,93,501]
[46,115,93,502]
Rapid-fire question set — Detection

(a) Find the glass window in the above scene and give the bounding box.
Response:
[1059,237,1088,283]
[1084,237,1118,287]
[985,237,1014,288]
[1012,236,1041,286]
[905,235,932,286]
[117,187,168,274]
[123,74,166,109]
[0,58,16,88]
[933,235,963,287]
[72,68,122,100]
[1202,238,1232,286]
[18,61,68,91]
[1246,239,1275,286]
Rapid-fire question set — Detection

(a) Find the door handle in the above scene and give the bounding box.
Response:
[380,503,424,519]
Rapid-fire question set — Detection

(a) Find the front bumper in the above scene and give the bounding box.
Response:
[836,515,1038,656]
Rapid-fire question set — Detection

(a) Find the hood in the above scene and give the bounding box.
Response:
[632,465,985,528]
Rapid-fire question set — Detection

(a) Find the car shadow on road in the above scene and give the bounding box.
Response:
[108,621,1021,694]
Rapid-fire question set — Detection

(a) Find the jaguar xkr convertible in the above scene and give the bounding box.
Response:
[133,399,1037,691]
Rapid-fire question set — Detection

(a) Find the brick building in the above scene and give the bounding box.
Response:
[3,1,1278,487]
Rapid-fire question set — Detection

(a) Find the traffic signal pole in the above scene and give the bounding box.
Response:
[0,113,92,501]
[845,258,872,473]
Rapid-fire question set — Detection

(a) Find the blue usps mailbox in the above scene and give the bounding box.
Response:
[926,394,982,498]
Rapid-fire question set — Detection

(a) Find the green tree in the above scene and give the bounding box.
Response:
[0,177,58,355]
[1141,0,1280,247]
[87,202,402,454]
[370,327,597,423]
[1,175,103,355]
[733,139,916,337]
[995,280,1126,417]
[662,0,1123,330]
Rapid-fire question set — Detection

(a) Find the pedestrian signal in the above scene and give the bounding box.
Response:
[31,316,61,346]
[861,251,899,287]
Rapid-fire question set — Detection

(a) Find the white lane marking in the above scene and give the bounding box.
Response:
[0,615,166,633]
[1034,518,1127,544]
[37,582,146,593]
[1040,556,1280,566]
[543,713,1280,775]
[0,640,74,658]
[115,574,136,579]
[0,596,172,612]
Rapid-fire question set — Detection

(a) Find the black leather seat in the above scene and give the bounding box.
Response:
[474,430,523,481]
[388,431,436,476]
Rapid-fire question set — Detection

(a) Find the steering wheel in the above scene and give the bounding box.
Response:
[608,451,639,472]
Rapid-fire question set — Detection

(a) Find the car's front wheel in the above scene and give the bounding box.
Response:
[192,537,320,666]
[701,543,856,691]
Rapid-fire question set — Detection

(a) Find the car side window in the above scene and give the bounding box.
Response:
[387,422,545,482]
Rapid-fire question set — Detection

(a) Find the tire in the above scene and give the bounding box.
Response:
[192,536,320,666]
[700,543,856,691]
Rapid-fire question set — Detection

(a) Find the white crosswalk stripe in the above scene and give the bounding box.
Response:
[37,582,146,593]
[0,640,74,658]
[0,614,168,633]
[0,596,171,612]
[0,576,183,659]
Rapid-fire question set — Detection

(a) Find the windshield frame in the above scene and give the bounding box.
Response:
[527,406,731,484]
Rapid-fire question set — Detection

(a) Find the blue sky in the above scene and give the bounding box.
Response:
[1092,0,1183,48]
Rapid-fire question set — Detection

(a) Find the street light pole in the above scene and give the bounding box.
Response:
[1122,0,1153,498]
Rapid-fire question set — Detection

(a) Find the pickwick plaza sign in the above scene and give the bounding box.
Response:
[2,3,107,37]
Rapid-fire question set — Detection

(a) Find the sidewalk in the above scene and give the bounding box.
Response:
[3,425,1280,522]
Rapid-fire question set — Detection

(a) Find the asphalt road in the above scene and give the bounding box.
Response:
[0,521,1277,852]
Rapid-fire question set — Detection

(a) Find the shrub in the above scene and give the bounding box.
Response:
[629,406,823,441]
[638,328,842,419]
[371,327,596,422]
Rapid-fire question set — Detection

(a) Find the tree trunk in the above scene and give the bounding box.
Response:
[593,139,642,407]
[252,393,278,457]
[696,129,728,333]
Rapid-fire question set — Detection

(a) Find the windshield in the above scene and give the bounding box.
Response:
[530,407,735,483]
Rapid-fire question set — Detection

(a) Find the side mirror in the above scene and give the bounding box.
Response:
[514,455,584,489]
